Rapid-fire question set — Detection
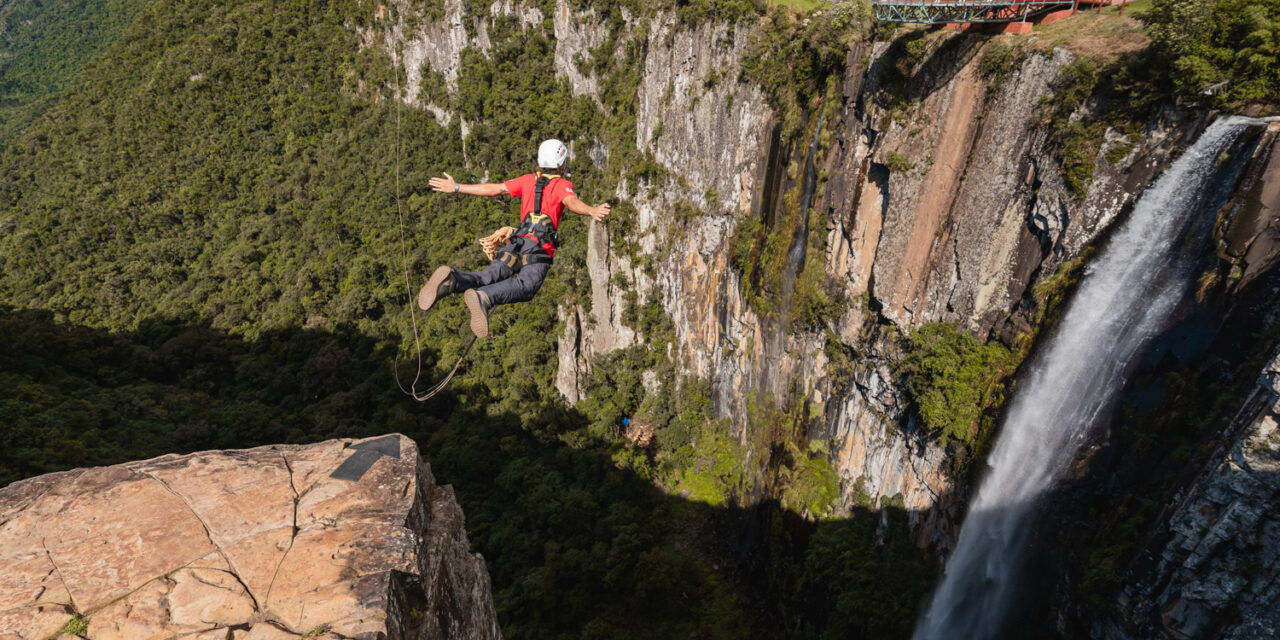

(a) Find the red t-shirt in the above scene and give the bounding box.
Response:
[503,173,575,256]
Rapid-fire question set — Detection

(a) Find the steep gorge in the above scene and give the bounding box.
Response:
[380,1,1219,544]
[4,0,1280,636]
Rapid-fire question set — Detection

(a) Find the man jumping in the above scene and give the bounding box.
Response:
[418,139,611,338]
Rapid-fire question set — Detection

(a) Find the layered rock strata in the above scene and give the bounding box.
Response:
[1109,352,1280,639]
[552,24,1199,543]
[368,1,1202,545]
[0,435,501,640]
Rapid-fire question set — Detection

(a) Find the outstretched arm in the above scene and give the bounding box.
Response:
[563,194,611,222]
[429,172,508,197]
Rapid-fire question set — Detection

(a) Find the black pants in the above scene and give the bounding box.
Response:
[451,237,551,307]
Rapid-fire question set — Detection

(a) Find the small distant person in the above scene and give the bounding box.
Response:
[418,139,612,338]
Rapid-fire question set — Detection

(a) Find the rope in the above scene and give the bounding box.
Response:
[389,45,439,402]
[396,332,478,401]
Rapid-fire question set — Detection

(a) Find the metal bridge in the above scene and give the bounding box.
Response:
[871,0,1120,25]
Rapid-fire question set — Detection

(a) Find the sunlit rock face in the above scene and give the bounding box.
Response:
[534,9,1204,546]
[366,0,1209,548]
[0,435,501,640]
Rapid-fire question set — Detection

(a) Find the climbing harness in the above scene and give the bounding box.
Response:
[495,241,554,271]
[511,172,562,253]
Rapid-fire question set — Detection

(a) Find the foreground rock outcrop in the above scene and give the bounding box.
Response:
[0,434,501,640]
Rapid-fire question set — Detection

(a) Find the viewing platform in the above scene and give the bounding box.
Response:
[871,0,1128,33]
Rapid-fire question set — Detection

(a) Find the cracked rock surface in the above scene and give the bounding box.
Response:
[0,434,502,640]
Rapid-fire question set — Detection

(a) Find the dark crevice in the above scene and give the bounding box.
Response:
[39,538,77,614]
[264,451,301,607]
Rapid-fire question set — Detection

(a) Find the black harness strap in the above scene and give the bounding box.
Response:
[498,243,554,272]
[513,172,561,249]
[533,174,549,221]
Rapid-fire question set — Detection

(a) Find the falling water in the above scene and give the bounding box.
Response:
[913,117,1263,639]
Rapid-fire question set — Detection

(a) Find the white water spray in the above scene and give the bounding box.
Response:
[913,117,1262,639]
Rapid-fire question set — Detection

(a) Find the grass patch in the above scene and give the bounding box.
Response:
[978,36,1026,90]
[1038,57,1103,198]
[885,150,914,173]
[1028,0,1151,65]
[773,0,830,13]
[61,615,88,636]
[1032,247,1096,332]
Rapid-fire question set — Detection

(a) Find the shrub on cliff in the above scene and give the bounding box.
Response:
[1144,0,1280,106]
[742,1,870,143]
[904,323,1015,447]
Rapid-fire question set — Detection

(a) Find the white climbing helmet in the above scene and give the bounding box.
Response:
[537,139,569,170]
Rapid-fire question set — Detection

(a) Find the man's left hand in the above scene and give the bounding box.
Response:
[590,203,611,222]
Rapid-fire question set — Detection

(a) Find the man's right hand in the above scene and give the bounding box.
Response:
[428,172,456,193]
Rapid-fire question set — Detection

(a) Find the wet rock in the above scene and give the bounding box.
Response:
[1114,357,1280,639]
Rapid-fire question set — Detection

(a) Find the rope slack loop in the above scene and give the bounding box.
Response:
[389,45,452,402]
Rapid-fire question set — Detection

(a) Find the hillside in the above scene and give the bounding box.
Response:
[0,0,932,636]
[0,0,152,145]
[2,0,1279,637]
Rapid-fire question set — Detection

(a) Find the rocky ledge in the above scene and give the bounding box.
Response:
[0,434,502,640]
[1112,353,1280,639]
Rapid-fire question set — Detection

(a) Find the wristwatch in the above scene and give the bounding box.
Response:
[453,183,460,193]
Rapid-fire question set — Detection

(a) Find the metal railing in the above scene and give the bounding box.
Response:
[871,0,1081,24]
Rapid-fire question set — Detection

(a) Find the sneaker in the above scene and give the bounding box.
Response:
[418,266,455,311]
[463,289,493,338]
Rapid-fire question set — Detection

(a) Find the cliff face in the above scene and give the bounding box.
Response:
[371,1,1209,545]
[851,45,1183,334]
[1038,122,1280,640]
[537,15,1199,543]
[1097,353,1280,640]
[556,10,774,407]
[0,435,500,640]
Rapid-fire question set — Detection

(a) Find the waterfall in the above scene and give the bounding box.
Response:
[913,117,1261,639]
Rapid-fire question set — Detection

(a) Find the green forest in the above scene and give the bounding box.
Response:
[1142,0,1280,106]
[0,0,153,145]
[2,0,1275,636]
[0,0,934,636]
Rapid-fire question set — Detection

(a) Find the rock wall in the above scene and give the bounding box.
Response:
[844,37,1198,335]
[812,38,1197,543]
[557,11,775,408]
[1104,353,1280,640]
[0,435,501,640]
[368,1,1207,545]
[1042,121,1280,640]
[536,13,1204,544]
